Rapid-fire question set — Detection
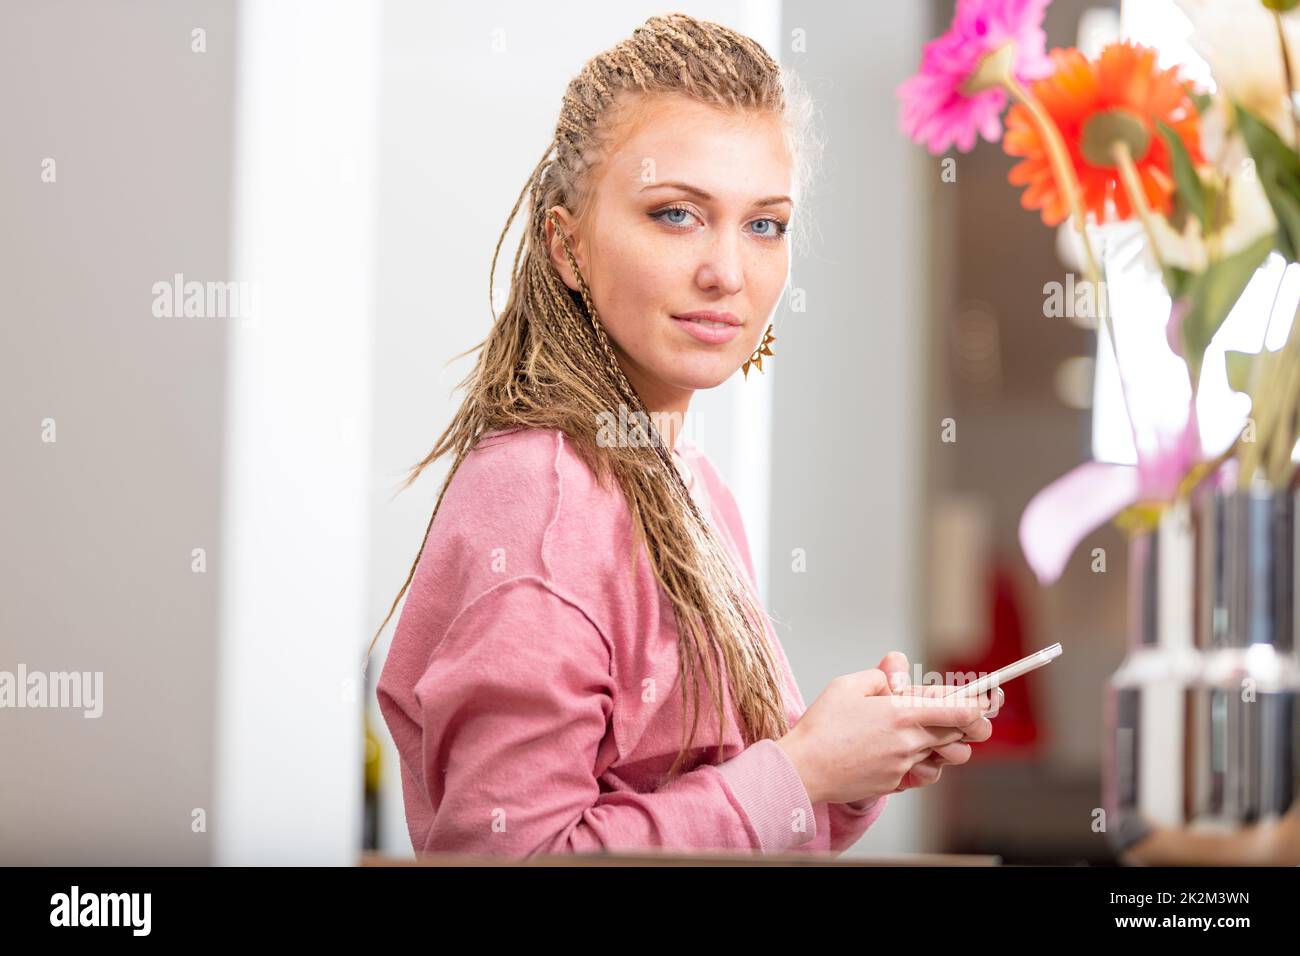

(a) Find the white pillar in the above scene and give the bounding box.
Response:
[216,0,382,865]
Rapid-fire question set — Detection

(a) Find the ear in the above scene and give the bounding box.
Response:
[544,205,583,292]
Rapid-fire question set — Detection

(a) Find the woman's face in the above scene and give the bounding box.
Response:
[546,93,794,415]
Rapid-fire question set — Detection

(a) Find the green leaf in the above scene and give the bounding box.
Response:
[1180,232,1275,377]
[1190,91,1214,116]
[1224,349,1260,394]
[1157,119,1206,227]
[1235,103,1300,262]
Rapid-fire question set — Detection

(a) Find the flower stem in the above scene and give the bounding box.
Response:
[1111,140,1168,276]
[1236,299,1300,488]
[1003,73,1140,453]
[1004,75,1102,285]
[1275,12,1300,149]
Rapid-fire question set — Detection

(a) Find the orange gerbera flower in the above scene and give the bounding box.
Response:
[1003,42,1203,227]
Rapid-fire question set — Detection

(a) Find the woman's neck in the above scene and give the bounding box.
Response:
[613,353,691,453]
[650,401,689,454]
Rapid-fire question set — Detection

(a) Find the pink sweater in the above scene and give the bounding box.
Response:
[376,426,889,857]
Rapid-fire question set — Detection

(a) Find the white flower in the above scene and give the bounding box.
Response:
[1218,157,1277,256]
[1175,0,1300,148]
[1149,157,1276,272]
[1150,212,1208,272]
[1199,96,1248,174]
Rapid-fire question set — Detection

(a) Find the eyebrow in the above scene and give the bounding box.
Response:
[639,181,793,208]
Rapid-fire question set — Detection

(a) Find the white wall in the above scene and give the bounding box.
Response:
[0,0,235,864]
[2,0,379,868]
[770,0,930,854]
[215,0,381,865]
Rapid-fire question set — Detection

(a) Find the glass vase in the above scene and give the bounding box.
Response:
[1102,477,1300,864]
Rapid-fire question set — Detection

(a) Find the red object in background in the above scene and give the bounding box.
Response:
[940,562,1044,758]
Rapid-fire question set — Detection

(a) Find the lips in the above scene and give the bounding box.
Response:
[672,310,741,327]
[671,310,743,345]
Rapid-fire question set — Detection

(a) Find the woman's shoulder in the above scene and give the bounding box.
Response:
[393,426,635,657]
[435,426,631,570]
[457,426,617,509]
[431,427,561,540]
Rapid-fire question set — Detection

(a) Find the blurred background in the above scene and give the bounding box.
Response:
[3,0,1211,864]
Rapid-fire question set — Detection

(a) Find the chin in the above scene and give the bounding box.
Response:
[667,363,736,391]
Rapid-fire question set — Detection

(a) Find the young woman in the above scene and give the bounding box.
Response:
[371,13,1000,858]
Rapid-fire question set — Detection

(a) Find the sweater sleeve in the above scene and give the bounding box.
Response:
[412,575,819,857]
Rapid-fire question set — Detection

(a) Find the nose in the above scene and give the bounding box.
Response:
[695,228,744,297]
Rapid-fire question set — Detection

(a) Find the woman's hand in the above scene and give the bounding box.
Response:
[874,651,1002,792]
[886,681,1003,792]
[775,661,993,805]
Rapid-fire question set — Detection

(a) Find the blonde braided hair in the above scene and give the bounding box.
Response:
[367,12,818,782]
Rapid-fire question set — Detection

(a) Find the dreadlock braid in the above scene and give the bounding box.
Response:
[367,12,818,782]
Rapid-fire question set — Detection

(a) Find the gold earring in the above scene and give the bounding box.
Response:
[742,323,776,379]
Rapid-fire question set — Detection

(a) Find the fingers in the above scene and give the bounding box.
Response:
[829,669,892,697]
[930,740,972,766]
[895,694,991,728]
[877,651,910,694]
[892,689,1003,790]
[984,687,1006,718]
[896,683,961,698]
[846,668,892,696]
[894,747,964,792]
[894,684,1006,713]
[957,717,993,744]
[902,751,945,787]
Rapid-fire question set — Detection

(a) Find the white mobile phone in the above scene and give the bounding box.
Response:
[943,643,1063,700]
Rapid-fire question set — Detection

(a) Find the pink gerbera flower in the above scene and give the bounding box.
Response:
[897,0,1056,155]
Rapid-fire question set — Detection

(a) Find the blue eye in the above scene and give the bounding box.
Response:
[651,206,697,228]
[649,205,788,241]
[750,218,788,240]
